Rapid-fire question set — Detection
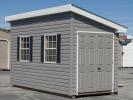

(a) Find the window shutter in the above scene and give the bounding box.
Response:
[17,37,20,61]
[30,36,33,62]
[57,34,61,63]
[41,35,44,62]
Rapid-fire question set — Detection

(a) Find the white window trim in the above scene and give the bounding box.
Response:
[19,36,30,62]
[44,34,57,63]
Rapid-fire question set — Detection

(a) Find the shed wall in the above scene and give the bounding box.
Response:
[71,13,119,93]
[10,13,73,95]
[123,35,133,67]
[118,44,123,67]
[0,30,10,69]
[0,31,10,40]
[10,12,120,96]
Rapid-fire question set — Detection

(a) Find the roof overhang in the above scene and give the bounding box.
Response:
[5,4,127,33]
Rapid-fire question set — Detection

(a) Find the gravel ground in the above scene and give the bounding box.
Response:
[0,68,133,100]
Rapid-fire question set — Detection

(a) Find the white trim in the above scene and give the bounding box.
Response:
[71,6,127,33]
[8,40,10,70]
[77,31,113,34]
[44,34,57,63]
[5,4,71,22]
[76,32,79,95]
[5,4,127,33]
[112,33,114,92]
[0,38,10,69]
[76,31,115,94]
[44,62,56,64]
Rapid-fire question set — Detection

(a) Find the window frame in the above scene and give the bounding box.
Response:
[44,34,57,63]
[19,36,30,62]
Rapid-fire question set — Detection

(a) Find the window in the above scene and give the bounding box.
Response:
[20,36,30,61]
[44,35,57,63]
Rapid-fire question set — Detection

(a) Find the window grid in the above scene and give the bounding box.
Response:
[44,35,57,63]
[20,36,30,62]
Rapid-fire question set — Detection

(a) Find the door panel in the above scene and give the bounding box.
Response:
[78,32,113,93]
[0,40,8,69]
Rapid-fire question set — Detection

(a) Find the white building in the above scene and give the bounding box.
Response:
[123,35,133,67]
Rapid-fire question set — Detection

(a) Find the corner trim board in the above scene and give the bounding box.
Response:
[76,32,79,95]
[112,33,114,92]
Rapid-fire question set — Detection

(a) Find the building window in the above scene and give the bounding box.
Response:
[20,36,30,61]
[45,35,57,63]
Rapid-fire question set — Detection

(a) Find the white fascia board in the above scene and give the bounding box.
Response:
[5,4,72,22]
[70,6,127,33]
[5,4,127,33]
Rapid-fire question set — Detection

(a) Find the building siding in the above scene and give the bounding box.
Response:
[113,34,119,92]
[0,30,10,69]
[71,13,119,94]
[0,30,10,40]
[10,12,119,96]
[10,13,73,95]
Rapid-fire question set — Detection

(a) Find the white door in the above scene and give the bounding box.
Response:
[0,40,8,69]
[78,32,113,93]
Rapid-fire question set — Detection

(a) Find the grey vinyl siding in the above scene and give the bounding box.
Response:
[113,34,119,92]
[70,13,119,93]
[118,44,123,68]
[10,13,73,95]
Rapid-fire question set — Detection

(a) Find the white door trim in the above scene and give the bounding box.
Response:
[76,31,114,94]
[76,32,79,95]
[0,38,10,70]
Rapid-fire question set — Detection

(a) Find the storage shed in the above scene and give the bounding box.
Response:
[0,28,10,70]
[123,35,133,67]
[5,4,127,96]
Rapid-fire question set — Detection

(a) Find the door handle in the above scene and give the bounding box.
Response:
[97,67,101,71]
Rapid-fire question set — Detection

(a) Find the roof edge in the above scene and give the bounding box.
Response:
[71,4,127,29]
[5,4,72,22]
[5,4,127,33]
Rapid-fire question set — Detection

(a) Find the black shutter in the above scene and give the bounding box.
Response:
[17,37,20,61]
[29,36,33,62]
[57,34,61,63]
[41,35,44,62]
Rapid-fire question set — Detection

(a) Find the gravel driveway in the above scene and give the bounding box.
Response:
[0,68,133,100]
